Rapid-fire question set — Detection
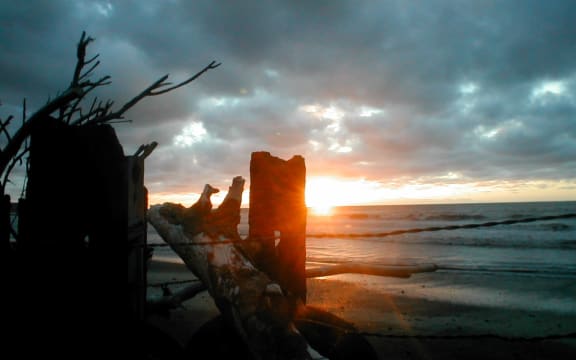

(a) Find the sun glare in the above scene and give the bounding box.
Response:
[304,176,481,211]
[150,175,573,212]
[310,203,334,216]
[305,177,342,215]
[305,176,378,215]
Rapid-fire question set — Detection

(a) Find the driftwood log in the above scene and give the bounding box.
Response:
[147,173,433,359]
[249,152,307,303]
[306,263,437,278]
[148,176,313,360]
[148,262,438,315]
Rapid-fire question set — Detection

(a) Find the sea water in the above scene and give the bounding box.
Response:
[305,201,576,277]
[150,201,576,278]
[148,201,576,315]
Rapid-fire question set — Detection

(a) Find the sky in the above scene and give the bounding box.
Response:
[1,0,575,208]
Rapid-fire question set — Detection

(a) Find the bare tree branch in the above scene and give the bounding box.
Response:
[21,98,26,125]
[1,31,220,189]
[150,60,221,95]
[0,88,82,179]
[89,61,220,125]
[79,59,100,82]
[134,141,158,159]
[1,115,14,142]
[70,98,114,126]
[2,145,29,193]
[70,31,94,88]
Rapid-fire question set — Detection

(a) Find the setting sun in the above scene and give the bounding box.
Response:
[148,176,575,210]
[303,176,486,210]
[309,203,334,216]
[305,176,379,214]
[305,177,341,215]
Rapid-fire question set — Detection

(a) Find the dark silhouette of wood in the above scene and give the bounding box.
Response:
[148,156,407,359]
[10,118,128,355]
[147,262,438,316]
[7,118,163,358]
[306,263,438,278]
[0,194,9,254]
[0,32,218,358]
[249,151,307,303]
[0,31,219,192]
[148,177,312,360]
[127,144,156,322]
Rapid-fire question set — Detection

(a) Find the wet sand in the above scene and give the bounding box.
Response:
[146,259,576,359]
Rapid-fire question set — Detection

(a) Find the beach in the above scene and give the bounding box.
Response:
[145,202,576,358]
[146,259,576,359]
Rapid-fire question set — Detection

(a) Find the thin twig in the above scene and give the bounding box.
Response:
[70,31,94,88]
[64,95,84,124]
[150,61,222,95]
[0,87,82,175]
[134,141,158,159]
[1,32,220,177]
[79,59,100,81]
[2,145,29,191]
[22,98,26,125]
[1,115,14,142]
[90,61,220,125]
[94,75,168,124]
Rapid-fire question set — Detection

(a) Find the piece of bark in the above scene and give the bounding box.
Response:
[147,177,312,360]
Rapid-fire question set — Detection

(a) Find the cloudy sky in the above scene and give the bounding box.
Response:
[1,0,575,207]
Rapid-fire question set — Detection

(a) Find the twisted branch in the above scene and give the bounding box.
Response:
[2,145,29,193]
[70,31,95,88]
[1,31,219,190]
[0,115,13,142]
[89,60,221,125]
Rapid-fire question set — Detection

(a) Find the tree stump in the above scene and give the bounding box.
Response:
[148,177,312,360]
[249,151,307,303]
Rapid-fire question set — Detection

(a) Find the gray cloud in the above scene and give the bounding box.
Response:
[1,0,575,201]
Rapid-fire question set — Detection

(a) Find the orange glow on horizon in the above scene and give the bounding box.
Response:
[148,177,575,209]
[309,203,334,216]
[305,176,378,211]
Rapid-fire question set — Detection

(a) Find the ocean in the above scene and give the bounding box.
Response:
[148,201,576,318]
[150,201,576,278]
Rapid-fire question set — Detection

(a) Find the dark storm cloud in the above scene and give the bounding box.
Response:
[1,0,575,200]
[0,2,81,102]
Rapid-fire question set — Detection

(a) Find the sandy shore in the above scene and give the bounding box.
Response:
[146,259,576,359]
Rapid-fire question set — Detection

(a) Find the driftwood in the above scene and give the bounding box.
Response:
[0,31,219,194]
[306,263,438,278]
[249,152,307,302]
[147,282,207,314]
[148,177,312,360]
[146,163,432,359]
[149,262,437,315]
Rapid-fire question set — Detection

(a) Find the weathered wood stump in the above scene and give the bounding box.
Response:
[148,177,312,360]
[249,151,307,303]
[0,194,10,254]
[6,118,151,357]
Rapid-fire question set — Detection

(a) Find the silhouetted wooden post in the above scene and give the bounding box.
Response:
[249,151,307,303]
[10,117,153,355]
[126,156,147,321]
[0,194,10,254]
[126,141,156,322]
